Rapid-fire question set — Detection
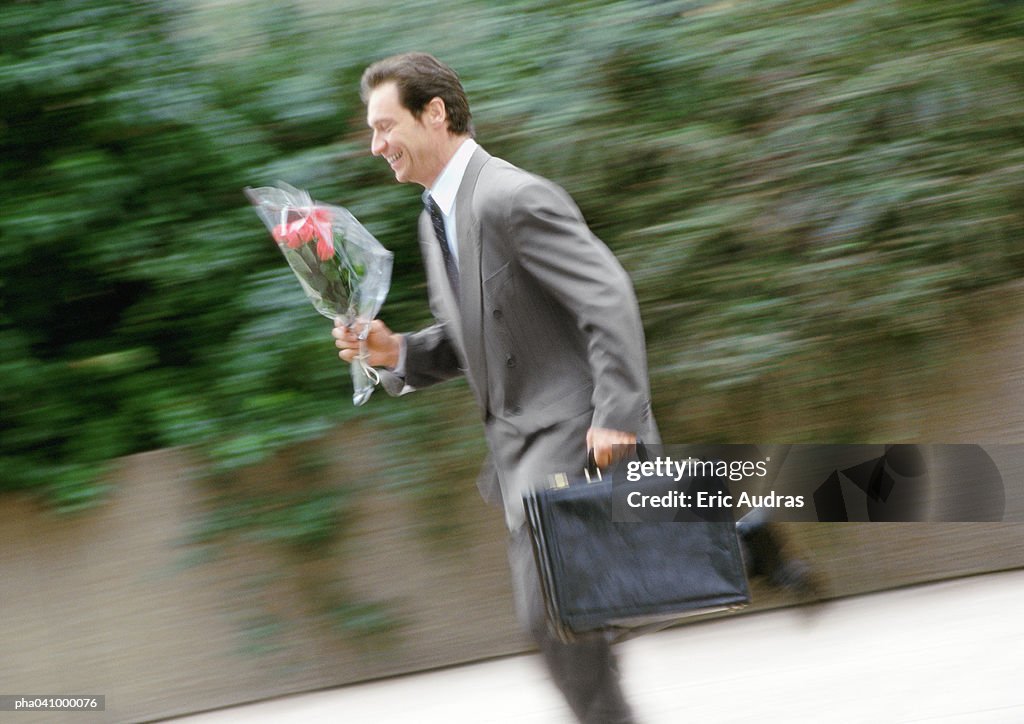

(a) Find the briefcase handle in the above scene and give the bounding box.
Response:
[549,442,648,489]
[584,449,602,483]
[583,440,651,482]
[581,442,651,481]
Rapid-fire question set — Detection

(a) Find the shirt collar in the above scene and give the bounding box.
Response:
[428,138,478,216]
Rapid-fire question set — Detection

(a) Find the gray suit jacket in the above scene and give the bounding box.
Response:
[384,146,658,529]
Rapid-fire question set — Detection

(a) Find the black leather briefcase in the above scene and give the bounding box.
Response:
[523,463,750,643]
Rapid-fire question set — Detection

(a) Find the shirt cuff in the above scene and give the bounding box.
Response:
[391,336,416,395]
[392,334,407,377]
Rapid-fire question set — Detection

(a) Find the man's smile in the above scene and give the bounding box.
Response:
[386,151,404,166]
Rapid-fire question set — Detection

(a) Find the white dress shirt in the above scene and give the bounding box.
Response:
[425,137,479,267]
[395,137,479,378]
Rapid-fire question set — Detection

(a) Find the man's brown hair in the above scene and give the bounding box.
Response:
[361,52,474,137]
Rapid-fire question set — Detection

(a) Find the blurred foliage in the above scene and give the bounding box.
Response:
[2,0,1023,514]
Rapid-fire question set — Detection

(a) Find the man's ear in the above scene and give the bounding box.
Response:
[425,96,447,128]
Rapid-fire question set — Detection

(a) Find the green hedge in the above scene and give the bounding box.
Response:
[2,0,1022,511]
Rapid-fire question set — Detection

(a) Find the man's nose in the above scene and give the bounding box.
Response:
[370,131,385,156]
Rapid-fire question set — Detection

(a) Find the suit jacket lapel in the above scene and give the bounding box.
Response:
[419,211,465,351]
[454,147,490,415]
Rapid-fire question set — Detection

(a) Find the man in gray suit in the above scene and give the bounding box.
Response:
[334,52,657,723]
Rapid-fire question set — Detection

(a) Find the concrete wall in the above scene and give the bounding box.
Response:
[2,284,1022,723]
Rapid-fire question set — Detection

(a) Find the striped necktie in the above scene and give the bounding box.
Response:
[425,195,459,298]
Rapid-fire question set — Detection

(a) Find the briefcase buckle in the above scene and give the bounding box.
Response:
[551,473,569,489]
[548,465,602,489]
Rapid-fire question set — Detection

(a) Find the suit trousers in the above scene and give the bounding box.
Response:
[507,525,636,724]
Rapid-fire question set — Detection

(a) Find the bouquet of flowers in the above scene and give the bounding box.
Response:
[245,182,393,405]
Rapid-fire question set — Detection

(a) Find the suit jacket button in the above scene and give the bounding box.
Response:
[506,356,516,368]
[492,309,503,320]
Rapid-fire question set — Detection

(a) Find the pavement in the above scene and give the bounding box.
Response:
[166,568,1024,723]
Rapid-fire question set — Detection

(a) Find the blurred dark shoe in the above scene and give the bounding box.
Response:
[737,521,824,602]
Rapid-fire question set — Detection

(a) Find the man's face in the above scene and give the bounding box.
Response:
[366,81,444,188]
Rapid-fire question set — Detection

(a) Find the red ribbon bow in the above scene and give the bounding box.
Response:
[272,207,335,261]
